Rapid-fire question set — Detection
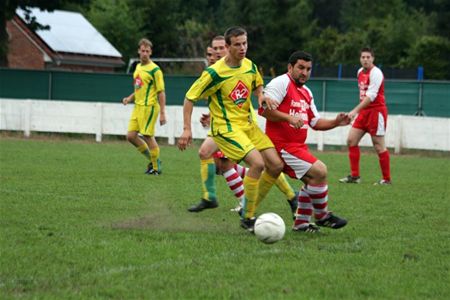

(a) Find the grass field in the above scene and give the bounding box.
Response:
[1,136,449,299]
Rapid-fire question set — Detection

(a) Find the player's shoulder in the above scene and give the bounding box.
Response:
[357,67,364,76]
[302,85,314,98]
[370,66,384,77]
[268,73,290,86]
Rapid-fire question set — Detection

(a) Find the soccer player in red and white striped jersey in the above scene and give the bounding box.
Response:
[340,47,391,185]
[260,50,349,232]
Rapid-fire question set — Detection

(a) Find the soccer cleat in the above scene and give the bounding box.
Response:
[339,175,361,184]
[374,179,392,185]
[292,223,320,233]
[187,199,218,212]
[145,162,153,174]
[147,168,161,175]
[316,212,347,229]
[240,217,256,232]
[287,192,299,220]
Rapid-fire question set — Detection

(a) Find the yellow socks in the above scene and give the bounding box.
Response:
[200,158,217,201]
[275,172,295,200]
[149,147,160,171]
[243,175,258,219]
[255,171,277,209]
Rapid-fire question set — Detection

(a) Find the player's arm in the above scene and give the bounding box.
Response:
[313,113,351,130]
[178,98,194,151]
[158,91,167,125]
[122,93,135,105]
[261,108,304,129]
[348,96,371,120]
[349,68,383,119]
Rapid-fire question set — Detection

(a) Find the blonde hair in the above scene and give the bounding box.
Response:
[138,38,153,48]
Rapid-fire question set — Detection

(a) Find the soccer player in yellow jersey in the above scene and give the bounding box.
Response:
[123,38,166,175]
[178,27,283,231]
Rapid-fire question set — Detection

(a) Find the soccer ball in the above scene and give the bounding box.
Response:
[254,213,286,244]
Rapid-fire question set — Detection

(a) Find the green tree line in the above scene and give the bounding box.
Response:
[2,0,449,79]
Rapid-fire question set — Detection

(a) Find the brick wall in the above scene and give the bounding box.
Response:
[6,20,46,70]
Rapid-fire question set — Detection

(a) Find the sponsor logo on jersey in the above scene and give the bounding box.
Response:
[134,75,143,90]
[229,80,249,108]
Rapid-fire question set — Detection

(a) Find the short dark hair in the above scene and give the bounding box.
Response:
[360,47,374,56]
[224,26,247,45]
[288,51,313,66]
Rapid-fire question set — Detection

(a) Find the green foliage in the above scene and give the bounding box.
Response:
[399,35,450,80]
[86,0,144,66]
[1,137,449,298]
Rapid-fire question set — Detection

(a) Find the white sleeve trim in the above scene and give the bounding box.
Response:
[366,67,383,101]
[263,74,289,105]
[304,86,321,128]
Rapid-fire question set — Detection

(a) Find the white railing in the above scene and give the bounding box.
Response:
[1,98,449,153]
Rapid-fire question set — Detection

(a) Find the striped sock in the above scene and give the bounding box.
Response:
[223,168,245,205]
[304,184,329,220]
[294,187,313,227]
[233,164,247,178]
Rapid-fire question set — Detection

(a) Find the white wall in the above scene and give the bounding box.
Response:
[1,98,449,153]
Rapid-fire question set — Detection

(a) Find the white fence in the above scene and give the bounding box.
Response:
[1,99,449,153]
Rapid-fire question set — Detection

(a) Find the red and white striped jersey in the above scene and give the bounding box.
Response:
[263,73,320,144]
[357,66,386,109]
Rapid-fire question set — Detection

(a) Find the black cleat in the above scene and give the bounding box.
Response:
[287,192,299,220]
[147,168,161,175]
[240,217,256,233]
[188,199,218,212]
[316,212,347,229]
[339,175,361,184]
[145,162,153,174]
[292,223,320,233]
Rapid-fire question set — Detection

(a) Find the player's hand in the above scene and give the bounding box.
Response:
[200,113,210,128]
[348,110,357,121]
[159,112,167,126]
[260,96,279,110]
[122,97,129,105]
[336,112,351,126]
[288,115,304,129]
[177,129,192,151]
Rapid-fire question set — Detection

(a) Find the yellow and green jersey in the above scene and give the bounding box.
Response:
[133,61,165,106]
[186,57,263,134]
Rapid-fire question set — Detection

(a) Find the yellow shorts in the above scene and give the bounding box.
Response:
[127,104,160,136]
[212,123,274,162]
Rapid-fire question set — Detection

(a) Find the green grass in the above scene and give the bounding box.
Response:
[1,137,449,299]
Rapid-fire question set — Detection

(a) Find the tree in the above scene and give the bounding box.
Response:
[86,0,143,67]
[0,0,86,66]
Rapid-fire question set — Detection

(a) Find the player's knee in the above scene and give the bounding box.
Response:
[126,132,136,143]
[314,160,328,181]
[198,146,212,160]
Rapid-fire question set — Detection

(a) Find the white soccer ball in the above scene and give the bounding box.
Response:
[254,212,286,244]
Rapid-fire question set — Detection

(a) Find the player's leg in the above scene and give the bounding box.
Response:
[274,172,298,217]
[140,105,161,175]
[126,105,153,173]
[370,108,391,185]
[256,147,283,209]
[249,126,283,210]
[188,137,220,212]
[219,158,245,210]
[340,126,365,183]
[302,160,347,230]
[372,135,391,184]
